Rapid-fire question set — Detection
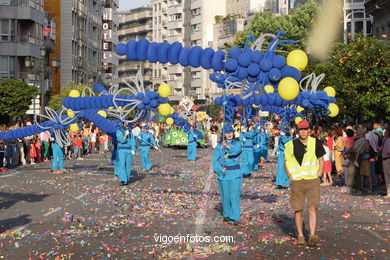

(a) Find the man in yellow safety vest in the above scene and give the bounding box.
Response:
[284,120,325,246]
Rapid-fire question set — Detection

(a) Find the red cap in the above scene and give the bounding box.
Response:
[297,120,310,130]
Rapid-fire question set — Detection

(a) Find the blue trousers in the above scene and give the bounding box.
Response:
[6,143,17,168]
[253,150,261,170]
[218,177,243,221]
[275,152,289,187]
[51,143,64,170]
[111,148,119,176]
[260,147,268,161]
[118,149,132,183]
[187,143,197,161]
[139,148,151,170]
[241,148,253,175]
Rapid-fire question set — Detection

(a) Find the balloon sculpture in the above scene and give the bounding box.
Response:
[0,30,339,145]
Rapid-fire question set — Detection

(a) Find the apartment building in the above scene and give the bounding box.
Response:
[365,0,390,41]
[118,7,153,89]
[0,0,47,81]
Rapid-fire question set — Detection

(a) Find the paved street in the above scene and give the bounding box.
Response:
[0,147,389,259]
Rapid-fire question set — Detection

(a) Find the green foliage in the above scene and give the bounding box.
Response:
[0,79,39,120]
[230,0,319,51]
[48,81,94,111]
[308,36,390,121]
[206,103,222,119]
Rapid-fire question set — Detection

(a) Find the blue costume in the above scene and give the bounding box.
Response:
[51,140,64,171]
[259,131,269,162]
[116,128,136,184]
[253,131,261,170]
[275,135,293,187]
[212,139,243,223]
[138,130,157,171]
[111,140,119,176]
[239,129,258,176]
[187,130,197,161]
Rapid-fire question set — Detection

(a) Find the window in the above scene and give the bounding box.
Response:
[0,0,11,5]
[0,19,15,42]
[169,14,182,22]
[191,71,201,79]
[191,8,200,16]
[191,24,200,32]
[0,56,15,79]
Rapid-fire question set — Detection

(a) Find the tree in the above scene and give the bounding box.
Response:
[230,0,319,51]
[0,79,39,123]
[308,35,390,121]
[48,81,94,111]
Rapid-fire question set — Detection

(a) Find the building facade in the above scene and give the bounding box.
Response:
[118,7,153,89]
[365,0,390,41]
[0,0,46,81]
[343,0,373,43]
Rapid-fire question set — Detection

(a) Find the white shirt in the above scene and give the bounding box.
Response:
[323,145,331,161]
[365,131,378,152]
[132,127,141,137]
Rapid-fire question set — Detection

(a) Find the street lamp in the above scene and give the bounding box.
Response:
[40,46,47,57]
[52,56,60,69]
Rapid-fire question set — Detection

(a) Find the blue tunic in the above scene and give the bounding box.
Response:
[116,129,136,184]
[239,130,258,175]
[138,131,157,170]
[51,141,64,171]
[275,135,293,187]
[212,140,243,222]
[187,130,197,161]
[259,132,269,162]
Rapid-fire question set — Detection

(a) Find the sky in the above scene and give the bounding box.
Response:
[119,0,150,11]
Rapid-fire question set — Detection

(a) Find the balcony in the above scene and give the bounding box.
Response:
[344,0,365,10]
[167,5,183,15]
[0,0,45,24]
[167,34,183,43]
[120,23,153,35]
[168,19,183,29]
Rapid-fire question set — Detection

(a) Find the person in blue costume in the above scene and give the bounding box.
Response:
[275,131,293,188]
[212,126,243,225]
[259,128,270,166]
[253,126,262,170]
[111,140,120,176]
[116,122,136,186]
[186,126,198,161]
[239,124,259,177]
[138,124,158,171]
[51,138,64,174]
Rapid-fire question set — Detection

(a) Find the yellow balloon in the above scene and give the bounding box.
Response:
[328,103,339,117]
[158,103,171,116]
[324,86,336,97]
[252,104,260,108]
[296,105,304,113]
[108,106,114,110]
[169,106,175,115]
[67,109,75,118]
[264,85,274,93]
[69,90,80,97]
[287,50,308,71]
[295,117,303,125]
[278,77,300,101]
[117,106,123,112]
[166,118,174,125]
[98,110,107,118]
[70,123,79,132]
[158,83,172,98]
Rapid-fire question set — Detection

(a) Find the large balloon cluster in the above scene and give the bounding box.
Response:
[0,71,174,147]
[115,31,339,132]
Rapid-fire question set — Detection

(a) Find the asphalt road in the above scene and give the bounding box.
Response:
[0,147,389,259]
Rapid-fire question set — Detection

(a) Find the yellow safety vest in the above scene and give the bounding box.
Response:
[284,136,319,181]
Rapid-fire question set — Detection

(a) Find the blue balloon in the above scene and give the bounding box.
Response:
[248,63,260,77]
[268,68,282,82]
[147,42,159,63]
[150,99,158,108]
[143,96,151,105]
[116,43,127,55]
[200,48,214,69]
[189,46,203,68]
[260,58,272,72]
[136,93,145,100]
[158,42,170,64]
[272,55,285,68]
[225,58,238,72]
[238,53,251,67]
[137,38,149,61]
[228,46,241,59]
[251,50,263,63]
[237,67,248,80]
[93,83,106,94]
[248,76,257,83]
[179,46,191,66]
[126,40,138,61]
[168,42,182,64]
[211,50,225,71]
[281,66,302,81]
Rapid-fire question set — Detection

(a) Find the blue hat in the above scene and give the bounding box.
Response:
[223,125,234,134]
